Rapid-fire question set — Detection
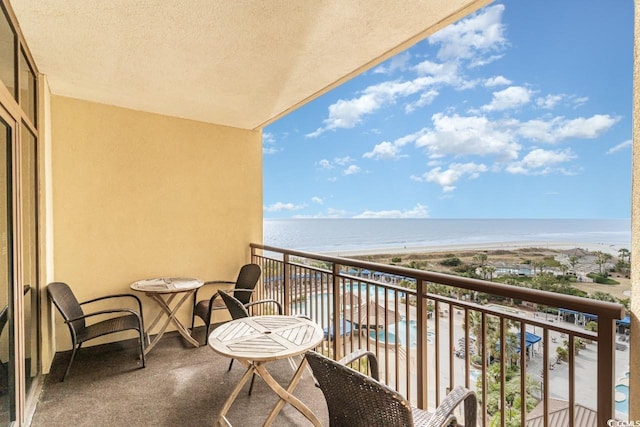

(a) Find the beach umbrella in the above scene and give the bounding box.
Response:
[345,298,397,328]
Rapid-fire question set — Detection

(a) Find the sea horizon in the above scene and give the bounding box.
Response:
[263,218,631,255]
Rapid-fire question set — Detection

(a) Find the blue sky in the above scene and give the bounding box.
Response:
[263,1,633,219]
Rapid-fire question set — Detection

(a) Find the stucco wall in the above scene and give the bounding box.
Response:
[48,95,262,351]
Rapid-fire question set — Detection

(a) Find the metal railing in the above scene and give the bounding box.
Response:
[251,244,626,427]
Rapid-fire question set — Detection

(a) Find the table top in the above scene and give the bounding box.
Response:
[208,315,324,362]
[130,277,203,294]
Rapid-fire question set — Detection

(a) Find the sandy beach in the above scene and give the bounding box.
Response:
[329,240,631,300]
[322,240,626,258]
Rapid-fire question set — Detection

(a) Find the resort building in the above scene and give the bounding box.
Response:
[0,0,637,425]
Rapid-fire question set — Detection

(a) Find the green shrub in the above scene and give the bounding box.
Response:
[587,273,619,285]
[440,256,462,266]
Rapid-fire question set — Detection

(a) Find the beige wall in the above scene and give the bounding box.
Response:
[39,75,54,373]
[48,96,262,350]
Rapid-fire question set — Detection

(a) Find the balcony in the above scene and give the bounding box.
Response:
[32,244,626,426]
[250,244,625,426]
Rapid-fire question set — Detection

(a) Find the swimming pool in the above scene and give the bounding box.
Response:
[615,384,629,415]
[369,319,434,347]
[344,283,405,300]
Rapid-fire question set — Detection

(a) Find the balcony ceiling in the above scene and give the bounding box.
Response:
[11,0,490,130]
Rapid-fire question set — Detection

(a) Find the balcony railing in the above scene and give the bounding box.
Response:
[250,244,626,427]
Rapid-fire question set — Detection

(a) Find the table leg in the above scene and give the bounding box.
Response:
[257,360,322,427]
[146,294,177,332]
[160,292,200,346]
[144,291,200,354]
[215,364,256,427]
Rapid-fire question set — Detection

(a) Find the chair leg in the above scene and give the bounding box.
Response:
[62,343,80,382]
[248,372,256,396]
[204,317,211,347]
[139,328,146,368]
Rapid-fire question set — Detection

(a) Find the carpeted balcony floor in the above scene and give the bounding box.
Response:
[30,327,329,427]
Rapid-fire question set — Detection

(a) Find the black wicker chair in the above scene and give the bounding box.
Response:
[47,282,146,382]
[217,290,283,395]
[305,350,477,427]
[191,263,261,345]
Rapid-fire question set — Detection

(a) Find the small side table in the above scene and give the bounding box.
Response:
[131,277,203,354]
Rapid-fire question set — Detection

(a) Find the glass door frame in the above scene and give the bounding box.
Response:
[0,1,40,424]
[0,103,17,424]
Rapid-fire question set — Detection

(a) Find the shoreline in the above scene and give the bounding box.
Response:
[319,240,625,258]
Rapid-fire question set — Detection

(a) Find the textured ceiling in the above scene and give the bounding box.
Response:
[11,0,490,130]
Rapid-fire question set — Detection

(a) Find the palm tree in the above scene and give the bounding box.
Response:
[619,248,630,263]
[594,251,613,275]
[568,255,579,272]
[474,253,488,267]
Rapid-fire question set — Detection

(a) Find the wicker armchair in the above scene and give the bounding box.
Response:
[216,290,283,395]
[47,282,146,382]
[305,350,477,427]
[191,263,261,345]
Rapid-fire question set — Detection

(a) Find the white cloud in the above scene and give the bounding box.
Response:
[353,203,429,219]
[412,162,488,192]
[607,139,632,154]
[308,6,510,138]
[572,96,589,107]
[263,146,280,155]
[505,148,576,175]
[334,156,353,166]
[263,202,306,212]
[343,165,361,175]
[373,52,411,75]
[311,196,324,204]
[536,94,564,109]
[484,76,512,87]
[306,127,325,138]
[556,114,620,139]
[262,132,280,154]
[415,113,521,161]
[327,208,348,217]
[319,157,356,169]
[318,159,333,169]
[429,4,507,62]
[405,90,439,113]
[263,132,275,143]
[517,114,619,143]
[363,141,407,160]
[306,75,450,137]
[481,86,533,111]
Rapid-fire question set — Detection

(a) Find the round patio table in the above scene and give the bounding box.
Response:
[131,277,203,354]
[208,315,324,426]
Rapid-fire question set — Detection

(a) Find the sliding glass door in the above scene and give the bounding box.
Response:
[0,1,39,424]
[0,112,14,424]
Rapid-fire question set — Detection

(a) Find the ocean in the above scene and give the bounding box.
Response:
[263,218,631,254]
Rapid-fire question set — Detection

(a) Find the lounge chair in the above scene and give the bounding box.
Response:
[47,282,146,381]
[305,349,477,426]
[191,263,261,345]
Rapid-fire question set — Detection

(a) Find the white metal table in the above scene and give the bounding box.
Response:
[208,315,324,426]
[131,277,203,354]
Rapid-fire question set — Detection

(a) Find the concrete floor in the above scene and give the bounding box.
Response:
[30,328,329,427]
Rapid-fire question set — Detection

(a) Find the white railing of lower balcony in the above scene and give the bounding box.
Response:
[250,244,626,427]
